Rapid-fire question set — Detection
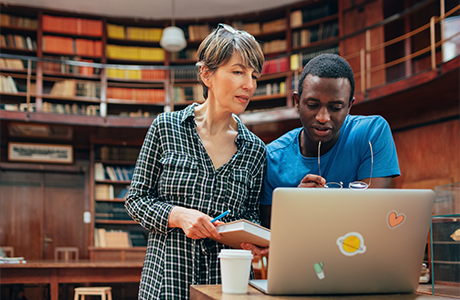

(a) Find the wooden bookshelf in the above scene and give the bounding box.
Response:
[89,139,148,259]
[0,0,346,124]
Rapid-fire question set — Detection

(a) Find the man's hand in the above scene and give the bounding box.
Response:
[241,243,269,256]
[298,174,326,188]
[168,207,223,240]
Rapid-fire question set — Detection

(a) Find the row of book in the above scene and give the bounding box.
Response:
[289,46,340,71]
[0,75,19,93]
[95,184,130,200]
[118,109,156,118]
[0,34,36,50]
[94,162,135,181]
[172,68,198,80]
[231,19,286,35]
[253,81,286,98]
[107,68,166,80]
[1,103,34,112]
[94,228,147,248]
[50,79,101,98]
[261,18,287,33]
[42,102,101,116]
[96,146,140,162]
[263,39,287,54]
[107,24,163,41]
[42,15,103,37]
[0,14,37,29]
[172,84,204,103]
[95,201,131,220]
[0,58,27,69]
[106,44,165,61]
[43,35,103,57]
[188,24,211,41]
[42,56,99,75]
[170,49,197,61]
[290,2,338,26]
[261,56,290,75]
[107,87,165,103]
[292,21,339,48]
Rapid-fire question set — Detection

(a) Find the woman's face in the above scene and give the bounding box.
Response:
[206,53,259,115]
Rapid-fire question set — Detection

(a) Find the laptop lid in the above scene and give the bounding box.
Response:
[250,188,435,295]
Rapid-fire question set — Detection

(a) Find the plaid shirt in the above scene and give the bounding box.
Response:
[125,103,266,300]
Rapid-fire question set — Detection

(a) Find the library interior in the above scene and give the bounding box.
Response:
[0,0,459,299]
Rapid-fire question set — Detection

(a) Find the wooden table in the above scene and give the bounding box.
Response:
[0,260,143,300]
[190,285,455,300]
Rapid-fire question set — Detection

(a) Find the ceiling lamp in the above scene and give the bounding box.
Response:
[160,0,187,52]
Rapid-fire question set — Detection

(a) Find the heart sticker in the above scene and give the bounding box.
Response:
[387,211,405,229]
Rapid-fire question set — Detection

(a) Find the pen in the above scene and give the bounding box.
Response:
[210,209,230,223]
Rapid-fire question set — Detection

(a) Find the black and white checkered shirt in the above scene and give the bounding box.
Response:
[125,103,266,300]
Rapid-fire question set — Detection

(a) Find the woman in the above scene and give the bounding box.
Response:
[125,23,266,300]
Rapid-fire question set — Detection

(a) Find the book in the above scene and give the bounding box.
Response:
[211,219,270,249]
[94,162,105,180]
[0,257,27,264]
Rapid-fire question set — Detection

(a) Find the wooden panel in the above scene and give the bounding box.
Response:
[43,172,87,260]
[392,119,460,189]
[341,0,385,90]
[0,171,44,260]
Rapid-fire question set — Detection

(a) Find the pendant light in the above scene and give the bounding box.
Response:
[160,0,187,52]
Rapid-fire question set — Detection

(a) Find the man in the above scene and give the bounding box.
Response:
[242,54,400,255]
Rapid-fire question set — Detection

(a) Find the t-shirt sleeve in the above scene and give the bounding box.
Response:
[259,154,276,206]
[358,117,400,180]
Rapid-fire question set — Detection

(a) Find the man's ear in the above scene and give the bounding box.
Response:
[348,97,355,113]
[293,91,300,110]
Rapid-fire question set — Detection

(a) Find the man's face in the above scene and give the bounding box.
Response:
[294,74,354,145]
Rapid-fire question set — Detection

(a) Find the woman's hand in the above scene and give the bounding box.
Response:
[169,206,223,240]
[241,243,269,256]
[298,174,326,188]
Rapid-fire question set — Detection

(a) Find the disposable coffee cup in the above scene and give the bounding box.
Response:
[218,249,253,294]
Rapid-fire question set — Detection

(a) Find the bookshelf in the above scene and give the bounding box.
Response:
[104,17,170,118]
[0,0,342,124]
[90,139,147,260]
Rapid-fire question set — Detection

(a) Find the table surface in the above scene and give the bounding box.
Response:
[1,260,144,300]
[190,285,457,300]
[0,260,144,268]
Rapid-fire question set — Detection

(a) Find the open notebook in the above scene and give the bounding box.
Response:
[249,188,435,295]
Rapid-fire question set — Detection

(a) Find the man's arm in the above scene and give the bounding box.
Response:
[361,176,392,188]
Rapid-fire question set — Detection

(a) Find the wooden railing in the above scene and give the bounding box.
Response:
[344,4,460,93]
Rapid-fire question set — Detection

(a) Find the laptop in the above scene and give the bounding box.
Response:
[249,188,435,295]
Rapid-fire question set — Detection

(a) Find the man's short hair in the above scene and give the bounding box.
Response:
[298,53,355,103]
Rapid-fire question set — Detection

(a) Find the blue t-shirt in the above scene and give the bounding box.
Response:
[260,115,401,205]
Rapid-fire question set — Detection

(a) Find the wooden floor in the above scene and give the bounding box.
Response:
[417,283,460,299]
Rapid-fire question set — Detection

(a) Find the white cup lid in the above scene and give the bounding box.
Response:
[218,249,253,259]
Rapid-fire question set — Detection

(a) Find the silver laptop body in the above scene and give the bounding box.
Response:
[250,188,435,295]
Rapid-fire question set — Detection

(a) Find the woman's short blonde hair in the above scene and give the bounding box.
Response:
[196,24,265,99]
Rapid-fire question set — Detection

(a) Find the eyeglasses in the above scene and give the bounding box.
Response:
[318,141,373,189]
[200,23,257,64]
[214,23,255,40]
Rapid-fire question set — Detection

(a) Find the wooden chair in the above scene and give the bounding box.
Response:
[74,287,112,300]
[55,247,79,261]
[252,255,268,279]
[1,246,14,257]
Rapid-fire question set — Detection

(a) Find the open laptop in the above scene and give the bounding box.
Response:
[249,188,435,295]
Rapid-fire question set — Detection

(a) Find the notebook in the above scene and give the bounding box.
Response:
[249,188,435,295]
